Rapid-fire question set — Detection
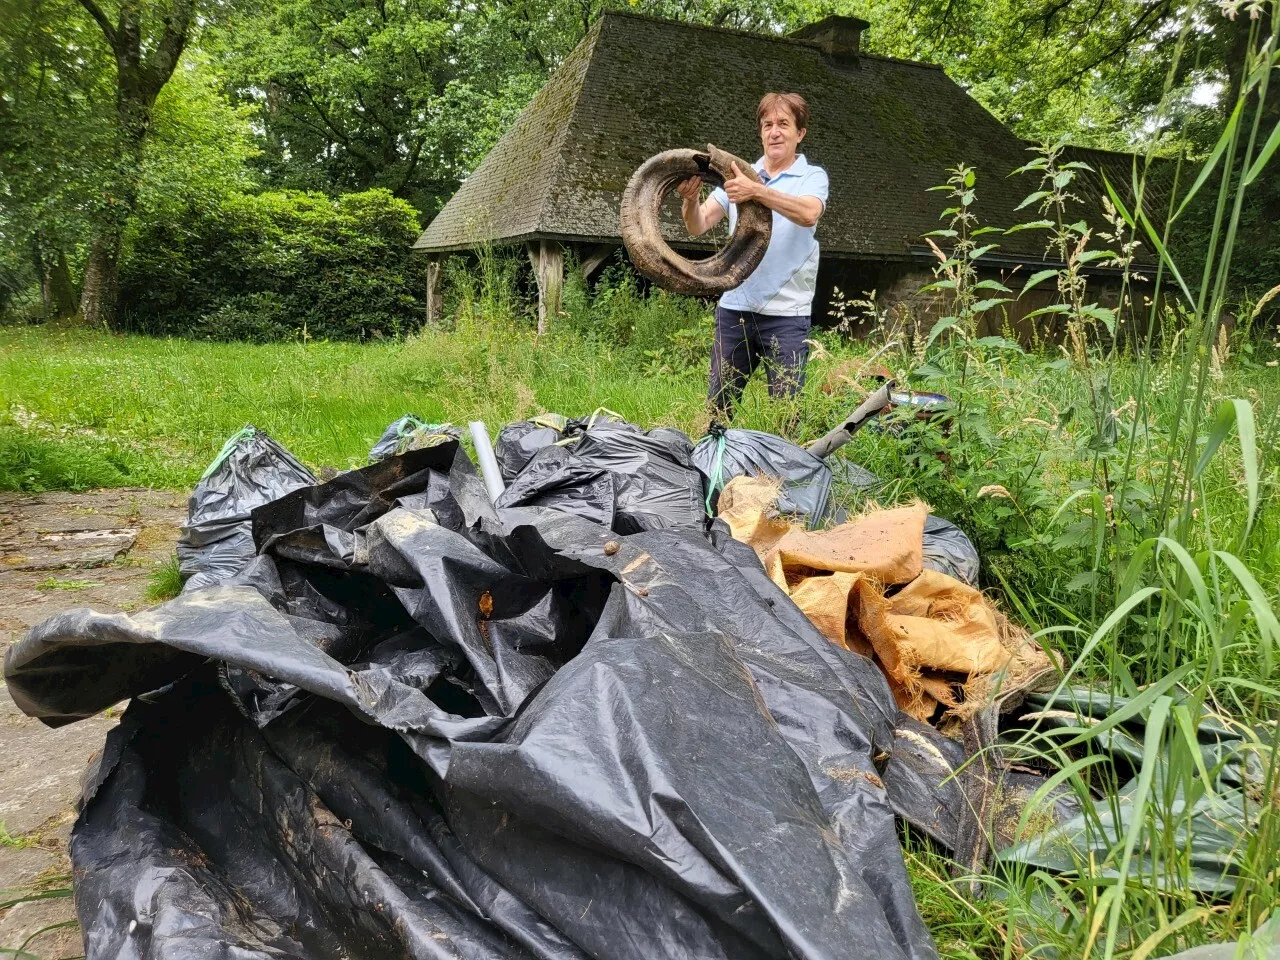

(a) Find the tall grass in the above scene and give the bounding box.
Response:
[900,10,1280,955]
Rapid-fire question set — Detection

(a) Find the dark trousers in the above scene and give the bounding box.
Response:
[708,307,811,416]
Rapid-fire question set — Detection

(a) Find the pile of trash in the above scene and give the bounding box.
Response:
[3,410,1265,960]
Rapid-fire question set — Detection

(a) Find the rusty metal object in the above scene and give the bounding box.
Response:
[619,144,771,296]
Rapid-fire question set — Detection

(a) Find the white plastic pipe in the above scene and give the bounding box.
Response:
[468,421,506,503]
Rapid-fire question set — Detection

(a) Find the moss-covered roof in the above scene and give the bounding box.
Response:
[414,12,1171,262]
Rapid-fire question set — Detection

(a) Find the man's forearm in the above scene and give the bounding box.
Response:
[682,197,710,236]
[751,186,823,228]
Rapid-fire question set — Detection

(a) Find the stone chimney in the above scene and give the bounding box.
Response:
[789,15,870,62]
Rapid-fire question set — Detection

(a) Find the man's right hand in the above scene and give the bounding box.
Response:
[677,175,723,237]
[675,176,702,204]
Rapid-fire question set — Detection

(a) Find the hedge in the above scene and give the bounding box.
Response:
[119,188,424,341]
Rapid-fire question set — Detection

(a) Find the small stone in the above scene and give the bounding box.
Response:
[603,540,620,556]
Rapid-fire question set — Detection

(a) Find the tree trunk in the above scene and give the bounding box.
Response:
[80,234,122,330]
[45,249,79,319]
[73,0,197,328]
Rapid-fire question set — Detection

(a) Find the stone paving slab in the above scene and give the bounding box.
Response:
[0,489,184,960]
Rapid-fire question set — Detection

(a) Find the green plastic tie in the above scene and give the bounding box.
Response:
[704,433,727,517]
[397,415,428,438]
[586,407,625,431]
[201,426,256,481]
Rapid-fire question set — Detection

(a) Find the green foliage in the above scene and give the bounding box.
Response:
[217,0,818,215]
[562,261,714,363]
[117,188,424,341]
[145,554,183,603]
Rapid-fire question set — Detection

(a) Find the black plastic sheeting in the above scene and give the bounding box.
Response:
[495,415,705,536]
[693,426,832,524]
[176,426,317,591]
[997,688,1271,895]
[5,440,940,960]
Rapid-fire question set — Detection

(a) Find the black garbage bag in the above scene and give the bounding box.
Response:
[694,425,832,523]
[495,444,616,528]
[921,515,980,587]
[569,419,704,533]
[494,414,570,482]
[176,426,317,592]
[371,415,462,462]
[496,414,704,535]
[6,440,939,960]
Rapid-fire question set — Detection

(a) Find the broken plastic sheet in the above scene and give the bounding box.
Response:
[693,425,833,524]
[4,440,941,960]
[176,426,317,591]
[994,687,1277,895]
[883,684,1277,905]
[370,415,462,462]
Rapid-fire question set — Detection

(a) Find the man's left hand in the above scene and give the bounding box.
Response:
[723,161,760,204]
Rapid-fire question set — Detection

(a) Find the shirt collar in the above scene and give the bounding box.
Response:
[754,153,809,180]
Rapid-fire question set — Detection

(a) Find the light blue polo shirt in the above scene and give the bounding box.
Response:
[710,154,829,317]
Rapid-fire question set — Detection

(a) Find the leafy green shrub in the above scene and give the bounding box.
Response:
[118,188,424,341]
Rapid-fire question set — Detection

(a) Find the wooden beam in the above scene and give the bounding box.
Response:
[425,255,442,325]
[527,240,563,335]
[580,243,617,280]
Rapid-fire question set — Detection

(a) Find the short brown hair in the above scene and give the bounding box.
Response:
[757,92,809,130]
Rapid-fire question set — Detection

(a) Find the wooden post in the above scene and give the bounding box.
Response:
[425,255,442,325]
[527,240,563,335]
[580,243,618,281]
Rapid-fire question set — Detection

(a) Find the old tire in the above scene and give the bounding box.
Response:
[619,144,772,297]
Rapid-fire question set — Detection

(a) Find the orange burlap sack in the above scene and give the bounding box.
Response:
[717,476,1053,723]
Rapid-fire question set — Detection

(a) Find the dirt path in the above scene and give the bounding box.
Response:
[0,489,184,959]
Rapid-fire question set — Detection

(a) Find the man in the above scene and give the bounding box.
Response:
[678,92,828,417]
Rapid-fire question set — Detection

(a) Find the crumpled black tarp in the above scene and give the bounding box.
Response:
[693,425,833,524]
[495,414,705,536]
[4,439,940,960]
[176,426,317,591]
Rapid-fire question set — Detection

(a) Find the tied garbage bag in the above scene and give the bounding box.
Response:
[4,439,940,960]
[497,413,705,535]
[494,414,570,482]
[716,475,1053,723]
[370,415,461,462]
[176,426,317,592]
[570,419,704,533]
[921,515,980,587]
[693,425,833,524]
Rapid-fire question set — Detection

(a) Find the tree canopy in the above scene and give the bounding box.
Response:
[1,0,1273,326]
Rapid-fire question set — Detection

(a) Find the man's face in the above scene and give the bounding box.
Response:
[759,108,805,165]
